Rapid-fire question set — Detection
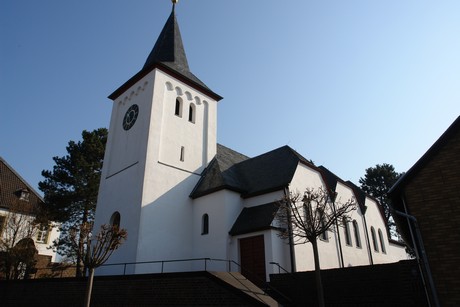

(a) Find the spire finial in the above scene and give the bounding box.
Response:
[171,0,178,12]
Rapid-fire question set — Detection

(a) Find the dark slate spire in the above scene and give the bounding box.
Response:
[142,6,210,91]
[109,5,221,101]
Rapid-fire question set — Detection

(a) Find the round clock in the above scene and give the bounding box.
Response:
[122,104,139,130]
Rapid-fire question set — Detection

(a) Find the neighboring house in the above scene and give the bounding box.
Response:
[389,116,460,307]
[0,157,59,273]
[93,4,407,282]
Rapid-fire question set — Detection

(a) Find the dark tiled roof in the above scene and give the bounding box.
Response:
[191,145,315,199]
[318,166,370,214]
[109,8,222,101]
[229,202,279,236]
[345,180,368,214]
[317,166,339,194]
[142,10,209,91]
[0,157,43,213]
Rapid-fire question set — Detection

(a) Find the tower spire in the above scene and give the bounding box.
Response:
[109,2,222,101]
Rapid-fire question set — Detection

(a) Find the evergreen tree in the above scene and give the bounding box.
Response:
[39,128,107,277]
[359,163,402,238]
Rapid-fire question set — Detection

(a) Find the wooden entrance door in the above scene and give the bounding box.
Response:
[239,235,266,287]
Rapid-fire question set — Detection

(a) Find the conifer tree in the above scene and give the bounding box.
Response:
[39,128,107,277]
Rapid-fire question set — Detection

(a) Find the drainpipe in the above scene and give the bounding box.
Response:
[284,188,296,273]
[331,193,344,268]
[393,196,440,307]
[361,212,374,265]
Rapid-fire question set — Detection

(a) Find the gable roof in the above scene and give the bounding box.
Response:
[0,156,43,213]
[318,166,368,214]
[190,144,316,199]
[389,115,460,197]
[229,202,279,236]
[109,8,222,101]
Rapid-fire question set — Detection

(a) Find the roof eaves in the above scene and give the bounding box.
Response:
[108,63,222,101]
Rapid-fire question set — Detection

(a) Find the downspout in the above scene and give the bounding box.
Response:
[361,208,374,265]
[331,193,344,268]
[284,187,296,273]
[394,195,440,307]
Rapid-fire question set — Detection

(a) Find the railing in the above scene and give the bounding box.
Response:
[269,261,291,274]
[100,257,214,275]
[29,257,292,304]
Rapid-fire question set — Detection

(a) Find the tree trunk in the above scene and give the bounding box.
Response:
[311,239,325,307]
[84,267,95,307]
[77,207,89,278]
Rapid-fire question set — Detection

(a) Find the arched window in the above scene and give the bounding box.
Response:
[202,214,209,235]
[378,229,386,253]
[353,220,361,248]
[110,211,121,229]
[175,98,182,117]
[343,217,352,246]
[371,226,379,252]
[188,103,196,123]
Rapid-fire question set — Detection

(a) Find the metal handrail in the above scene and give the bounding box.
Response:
[269,261,291,274]
[29,257,292,304]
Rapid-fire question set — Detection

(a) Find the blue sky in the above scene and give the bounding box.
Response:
[1,0,459,195]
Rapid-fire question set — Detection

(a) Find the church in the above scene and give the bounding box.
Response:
[93,3,407,282]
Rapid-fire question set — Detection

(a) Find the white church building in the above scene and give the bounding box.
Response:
[93,4,407,282]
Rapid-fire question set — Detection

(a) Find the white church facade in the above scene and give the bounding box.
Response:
[93,4,407,282]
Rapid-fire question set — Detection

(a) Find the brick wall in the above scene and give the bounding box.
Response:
[404,126,460,307]
[0,271,268,307]
[269,260,427,307]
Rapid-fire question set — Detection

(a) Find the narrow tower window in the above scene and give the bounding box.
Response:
[188,103,196,123]
[353,220,361,248]
[202,214,209,235]
[175,98,182,117]
[180,146,185,162]
[378,229,386,253]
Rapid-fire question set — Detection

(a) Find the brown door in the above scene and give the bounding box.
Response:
[239,235,266,287]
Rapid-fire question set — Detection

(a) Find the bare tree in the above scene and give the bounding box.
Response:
[83,223,127,307]
[275,187,356,307]
[0,201,42,280]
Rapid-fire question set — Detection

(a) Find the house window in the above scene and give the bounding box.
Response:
[378,229,386,254]
[180,146,185,162]
[17,189,30,202]
[343,217,352,246]
[202,214,209,235]
[175,98,182,117]
[188,103,196,123]
[110,211,121,229]
[36,225,50,244]
[353,220,361,248]
[371,227,379,252]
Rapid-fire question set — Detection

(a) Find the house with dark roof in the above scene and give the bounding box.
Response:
[389,116,460,307]
[0,156,60,277]
[93,3,407,284]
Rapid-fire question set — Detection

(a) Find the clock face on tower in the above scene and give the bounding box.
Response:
[122,104,139,130]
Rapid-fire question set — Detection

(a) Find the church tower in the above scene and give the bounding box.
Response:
[94,3,222,274]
